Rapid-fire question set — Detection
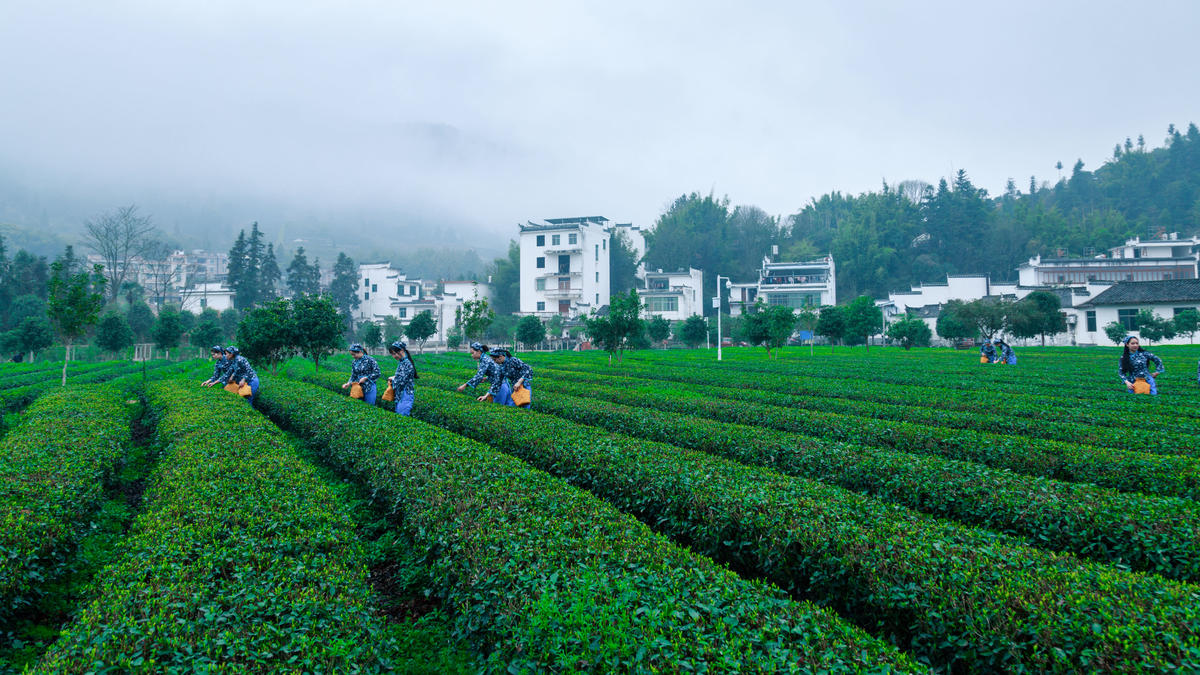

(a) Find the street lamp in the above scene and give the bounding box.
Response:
[716,274,731,361]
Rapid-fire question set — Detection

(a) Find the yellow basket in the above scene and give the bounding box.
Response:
[382,384,395,402]
[350,383,364,399]
[224,382,241,394]
[979,356,989,364]
[238,384,252,397]
[1133,378,1152,395]
[511,385,531,408]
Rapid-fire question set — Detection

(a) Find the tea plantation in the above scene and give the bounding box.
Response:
[3,345,1199,672]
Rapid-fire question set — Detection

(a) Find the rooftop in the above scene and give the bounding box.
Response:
[1079,279,1200,307]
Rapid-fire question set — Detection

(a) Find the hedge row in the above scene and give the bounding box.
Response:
[0,360,132,392]
[35,382,408,673]
[438,373,1200,583]
[257,376,921,673]
[515,369,1200,501]
[305,372,1200,672]
[0,360,182,415]
[535,363,1200,456]
[537,357,1200,436]
[0,385,135,627]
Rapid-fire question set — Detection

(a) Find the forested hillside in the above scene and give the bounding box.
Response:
[646,123,1200,305]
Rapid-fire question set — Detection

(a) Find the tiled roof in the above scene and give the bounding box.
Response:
[1078,280,1200,307]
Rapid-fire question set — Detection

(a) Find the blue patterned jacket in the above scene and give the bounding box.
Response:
[390,357,416,397]
[227,356,258,383]
[466,353,503,397]
[349,355,382,385]
[501,356,533,387]
[1119,350,1164,383]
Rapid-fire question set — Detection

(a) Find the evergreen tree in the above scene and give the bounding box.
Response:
[678,315,708,348]
[486,241,521,315]
[404,310,437,352]
[47,259,107,385]
[329,252,361,319]
[287,247,321,297]
[260,242,282,299]
[95,312,135,356]
[886,316,932,349]
[127,302,156,342]
[151,305,185,359]
[515,315,546,349]
[646,314,671,346]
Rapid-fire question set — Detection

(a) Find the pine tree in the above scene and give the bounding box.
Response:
[329,252,360,319]
[260,242,281,299]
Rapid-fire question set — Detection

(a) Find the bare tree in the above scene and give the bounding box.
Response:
[84,204,158,302]
[896,180,932,203]
[141,240,177,309]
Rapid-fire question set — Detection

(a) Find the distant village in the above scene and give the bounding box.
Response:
[92,219,1200,348]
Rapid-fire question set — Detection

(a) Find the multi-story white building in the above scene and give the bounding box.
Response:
[756,256,837,309]
[354,263,425,325]
[641,268,703,321]
[1018,233,1200,286]
[179,282,236,313]
[519,217,611,318]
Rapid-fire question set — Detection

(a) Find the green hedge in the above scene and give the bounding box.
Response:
[534,354,1200,430]
[510,369,1200,501]
[428,371,1200,582]
[0,385,134,627]
[256,376,920,673]
[35,382,408,672]
[302,370,1200,673]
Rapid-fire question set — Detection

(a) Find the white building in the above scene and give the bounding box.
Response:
[757,256,837,308]
[354,263,426,325]
[519,217,611,318]
[1075,280,1200,346]
[641,268,703,321]
[1018,233,1200,286]
[179,282,236,313]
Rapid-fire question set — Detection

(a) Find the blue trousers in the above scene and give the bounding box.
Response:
[395,389,414,416]
[495,381,514,406]
[359,380,377,405]
[246,376,260,405]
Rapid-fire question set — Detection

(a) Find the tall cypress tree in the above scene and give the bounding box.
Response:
[261,242,281,299]
[329,252,360,319]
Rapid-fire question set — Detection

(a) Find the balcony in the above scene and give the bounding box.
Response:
[537,270,581,278]
[543,244,582,254]
[542,288,582,299]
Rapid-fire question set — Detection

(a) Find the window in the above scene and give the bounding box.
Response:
[569,233,577,245]
[595,244,599,261]
[364,292,370,300]
[768,292,819,309]
[200,298,207,308]
[648,278,668,290]
[603,239,606,250]
[595,272,599,282]
[536,235,545,246]
[647,297,679,312]
[558,277,570,290]
[551,234,560,246]
[1117,308,1138,330]
[1174,307,1196,316]
[558,255,570,274]
[1086,310,1096,332]
[371,284,377,293]
[363,278,369,287]
[399,308,407,318]
[595,293,600,304]
[536,257,545,269]
[535,278,545,291]
[537,301,545,311]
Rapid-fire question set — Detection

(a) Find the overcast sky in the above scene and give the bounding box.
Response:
[2,0,1199,241]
